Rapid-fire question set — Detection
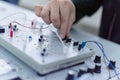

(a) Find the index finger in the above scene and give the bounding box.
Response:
[35,4,43,17]
[59,1,71,39]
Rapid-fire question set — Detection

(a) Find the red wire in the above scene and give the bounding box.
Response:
[10,21,49,29]
[10,23,13,38]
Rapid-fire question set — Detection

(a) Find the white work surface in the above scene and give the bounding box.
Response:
[0,1,120,80]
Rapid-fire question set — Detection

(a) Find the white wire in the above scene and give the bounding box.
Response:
[50,24,65,47]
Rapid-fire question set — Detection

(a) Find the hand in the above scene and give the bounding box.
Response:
[35,0,75,38]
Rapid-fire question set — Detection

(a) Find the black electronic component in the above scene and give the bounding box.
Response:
[13,25,18,31]
[38,35,44,42]
[89,48,93,51]
[0,26,5,33]
[62,36,67,41]
[94,65,101,73]
[38,38,42,42]
[13,28,16,31]
[8,25,10,28]
[73,42,79,46]
[8,23,12,29]
[11,77,22,80]
[87,67,94,74]
[41,52,45,56]
[14,25,17,28]
[94,55,101,63]
[77,68,86,77]
[40,35,43,39]
[43,48,46,52]
[41,49,47,56]
[13,28,18,31]
[66,70,75,80]
[78,44,82,51]
[66,38,72,43]
[108,60,116,70]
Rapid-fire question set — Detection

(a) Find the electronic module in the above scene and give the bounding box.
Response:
[0,18,95,75]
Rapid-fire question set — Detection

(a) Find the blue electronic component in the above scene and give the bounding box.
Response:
[108,60,116,70]
[81,42,86,48]
[28,36,32,39]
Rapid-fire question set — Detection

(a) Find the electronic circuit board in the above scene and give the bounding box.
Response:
[0,19,95,75]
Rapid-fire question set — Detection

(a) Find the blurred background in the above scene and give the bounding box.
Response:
[3,0,102,36]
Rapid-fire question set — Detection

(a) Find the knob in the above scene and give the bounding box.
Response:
[108,60,116,70]
[94,64,101,73]
[94,55,101,63]
[77,67,87,77]
[87,67,94,74]
[66,70,75,80]
[86,63,95,74]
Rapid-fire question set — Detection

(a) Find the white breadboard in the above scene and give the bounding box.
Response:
[0,20,95,75]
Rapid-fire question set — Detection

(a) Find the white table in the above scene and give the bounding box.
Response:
[0,1,120,80]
